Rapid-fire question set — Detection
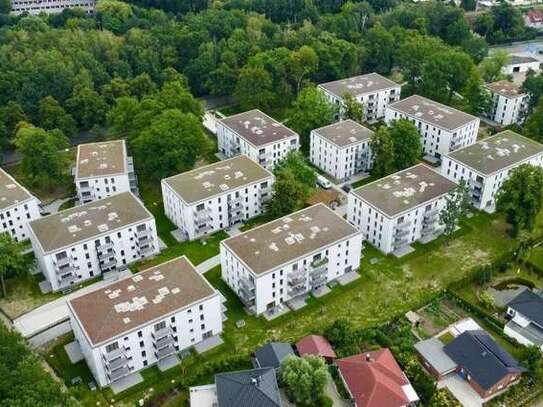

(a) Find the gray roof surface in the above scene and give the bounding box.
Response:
[510,55,539,65]
[352,164,456,217]
[444,330,524,390]
[446,131,543,175]
[388,95,478,131]
[505,320,543,347]
[414,338,457,375]
[162,156,273,205]
[319,73,400,99]
[0,168,34,211]
[313,120,373,148]
[220,109,298,147]
[485,80,526,98]
[215,367,282,407]
[222,204,360,275]
[29,192,152,253]
[508,289,543,327]
[69,256,216,346]
[76,140,127,179]
[254,342,295,369]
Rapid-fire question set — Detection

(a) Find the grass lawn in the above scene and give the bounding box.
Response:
[351,175,377,189]
[239,212,277,232]
[58,197,76,211]
[437,331,455,345]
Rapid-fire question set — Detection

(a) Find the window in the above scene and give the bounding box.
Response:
[105,342,119,353]
[154,321,166,331]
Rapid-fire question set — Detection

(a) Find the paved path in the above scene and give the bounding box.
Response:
[40,197,74,214]
[196,255,220,274]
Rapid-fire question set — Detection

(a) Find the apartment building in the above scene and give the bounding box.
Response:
[502,55,540,75]
[347,164,456,255]
[162,156,274,241]
[309,120,373,181]
[28,192,158,292]
[441,130,543,213]
[220,204,363,315]
[216,109,299,170]
[0,168,41,242]
[68,256,224,387]
[484,80,528,126]
[385,95,480,160]
[75,140,138,204]
[318,73,401,121]
[10,0,95,14]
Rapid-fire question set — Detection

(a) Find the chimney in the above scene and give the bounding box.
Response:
[365,353,372,362]
[251,377,258,386]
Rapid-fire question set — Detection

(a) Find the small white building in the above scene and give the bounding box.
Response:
[162,156,274,241]
[75,140,138,204]
[10,0,95,14]
[68,255,225,387]
[28,192,159,292]
[347,164,457,255]
[0,168,41,242]
[502,55,540,75]
[484,80,529,126]
[441,130,543,213]
[220,204,363,315]
[310,120,373,181]
[216,109,299,170]
[504,289,543,351]
[318,73,401,121]
[385,95,480,160]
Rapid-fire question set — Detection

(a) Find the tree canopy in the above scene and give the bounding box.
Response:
[280,355,329,406]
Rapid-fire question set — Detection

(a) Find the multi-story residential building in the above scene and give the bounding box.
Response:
[309,120,373,181]
[216,109,299,170]
[68,255,225,387]
[0,168,41,242]
[10,0,95,14]
[347,164,456,255]
[220,203,363,315]
[441,130,543,213]
[318,73,401,121]
[502,55,540,75]
[385,95,480,160]
[162,156,274,241]
[28,192,158,292]
[484,80,529,126]
[75,140,138,204]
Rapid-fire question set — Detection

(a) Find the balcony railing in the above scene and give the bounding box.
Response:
[54,255,73,267]
[230,212,245,223]
[395,228,409,238]
[106,355,127,371]
[98,250,115,262]
[311,257,329,269]
[288,285,306,297]
[103,347,125,362]
[155,344,176,360]
[395,219,412,230]
[100,259,117,270]
[139,244,155,256]
[58,273,76,285]
[152,326,173,340]
[196,224,213,233]
[56,264,76,276]
[96,241,115,252]
[155,335,175,350]
[135,228,152,239]
[108,366,130,382]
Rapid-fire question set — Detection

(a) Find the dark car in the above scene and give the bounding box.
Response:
[342,184,352,193]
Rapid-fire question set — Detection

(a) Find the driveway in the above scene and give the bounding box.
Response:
[438,375,482,407]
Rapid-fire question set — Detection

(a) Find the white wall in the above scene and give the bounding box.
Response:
[10,0,95,14]
[76,174,131,204]
[0,197,41,242]
[486,93,528,126]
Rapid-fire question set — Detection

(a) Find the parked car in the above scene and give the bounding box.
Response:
[342,184,352,193]
[316,175,332,189]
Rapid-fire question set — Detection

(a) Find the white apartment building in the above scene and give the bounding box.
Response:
[502,55,541,75]
[385,95,480,160]
[68,255,225,387]
[221,204,363,315]
[216,109,299,170]
[310,120,373,181]
[28,192,159,292]
[441,130,543,213]
[75,140,138,204]
[484,80,529,126]
[318,73,401,121]
[10,0,95,14]
[347,164,457,255]
[0,168,41,242]
[162,156,274,241]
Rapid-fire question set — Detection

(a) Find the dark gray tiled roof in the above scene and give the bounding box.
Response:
[254,342,295,369]
[215,367,282,407]
[508,289,543,327]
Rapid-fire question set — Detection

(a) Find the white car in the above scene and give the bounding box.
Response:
[316,174,332,189]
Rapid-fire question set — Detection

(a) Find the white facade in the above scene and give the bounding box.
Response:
[504,311,543,351]
[10,0,95,14]
[485,81,528,126]
[502,56,541,75]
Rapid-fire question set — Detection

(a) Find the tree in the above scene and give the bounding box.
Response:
[388,119,422,170]
[342,93,364,123]
[369,126,395,178]
[439,179,471,237]
[234,66,275,111]
[280,355,328,406]
[478,50,510,83]
[38,96,77,138]
[273,151,316,189]
[479,291,496,310]
[0,233,32,298]
[524,98,543,143]
[65,85,108,130]
[364,24,395,74]
[288,45,319,95]
[522,71,543,114]
[520,346,543,382]
[268,170,308,217]
[462,68,492,116]
[0,102,27,149]
[496,164,543,237]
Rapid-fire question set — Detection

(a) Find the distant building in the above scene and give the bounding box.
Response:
[484,80,528,126]
[502,55,541,75]
[161,156,274,241]
[524,10,543,29]
[10,0,95,15]
[504,289,543,350]
[216,109,299,170]
[75,140,138,204]
[221,204,363,315]
[309,120,373,181]
[441,130,543,212]
[385,95,480,160]
[68,256,224,387]
[318,73,401,122]
[0,168,41,242]
[29,192,158,292]
[348,164,456,255]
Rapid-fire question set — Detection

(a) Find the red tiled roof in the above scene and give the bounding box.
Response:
[526,10,543,23]
[296,335,337,359]
[336,349,412,407]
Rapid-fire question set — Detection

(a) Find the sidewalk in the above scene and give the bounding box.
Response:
[196,255,220,274]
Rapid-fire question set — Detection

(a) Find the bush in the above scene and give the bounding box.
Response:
[316,395,333,407]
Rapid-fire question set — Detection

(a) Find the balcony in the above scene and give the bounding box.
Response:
[155,344,176,360]
[108,366,130,382]
[394,228,409,238]
[98,250,115,262]
[228,195,244,206]
[103,347,125,362]
[394,236,409,248]
[54,255,73,267]
[106,355,127,371]
[288,273,306,287]
[136,236,153,247]
[196,224,213,233]
[135,228,152,239]
[155,335,175,350]
[100,259,117,270]
[96,241,115,252]
[230,212,245,224]
[288,285,306,297]
[139,244,155,256]
[395,219,412,230]
[469,178,483,189]
[311,274,327,287]
[311,257,329,269]
[423,208,439,224]
[239,277,255,302]
[58,273,76,285]
[152,326,173,340]
[422,222,437,235]
[55,264,76,276]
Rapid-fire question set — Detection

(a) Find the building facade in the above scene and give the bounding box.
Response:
[310,120,373,181]
[502,55,540,75]
[216,109,299,170]
[28,192,158,292]
[504,289,543,350]
[484,80,529,126]
[348,164,457,255]
[10,0,95,15]
[162,156,274,241]
[75,140,138,204]
[221,204,363,315]
[0,168,41,242]
[441,131,543,213]
[68,256,225,387]
[385,95,480,160]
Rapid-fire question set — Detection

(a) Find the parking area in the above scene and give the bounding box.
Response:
[438,374,483,407]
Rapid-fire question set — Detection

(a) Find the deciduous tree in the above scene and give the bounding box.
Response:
[280,355,328,406]
[0,233,32,298]
[342,93,364,123]
[439,179,471,237]
[38,96,77,138]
